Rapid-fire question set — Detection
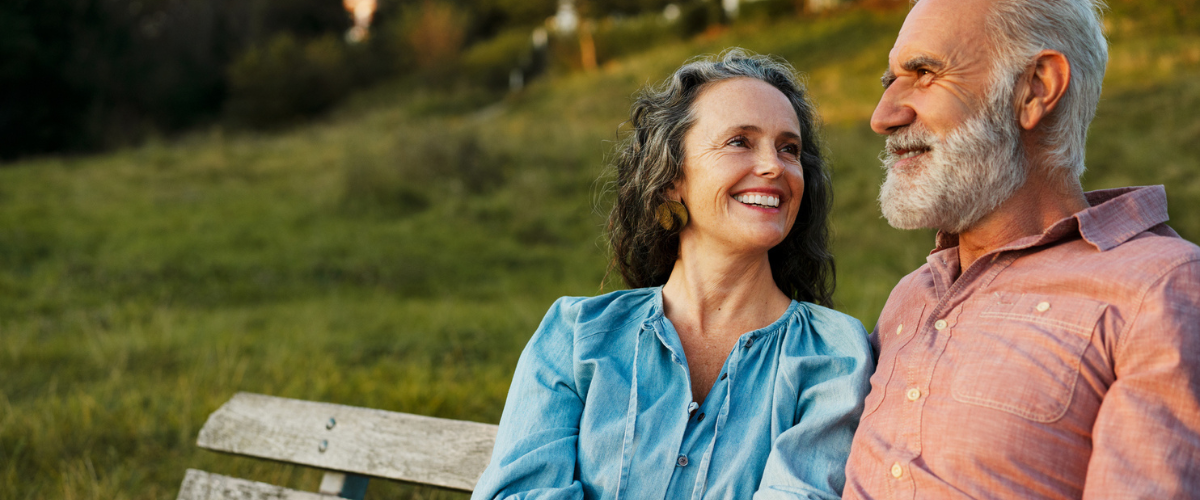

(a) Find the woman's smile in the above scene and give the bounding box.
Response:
[733,191,782,209]
[673,77,805,252]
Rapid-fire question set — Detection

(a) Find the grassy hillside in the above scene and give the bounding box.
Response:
[2,7,1198,499]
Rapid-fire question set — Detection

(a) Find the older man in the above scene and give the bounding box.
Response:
[842,0,1200,498]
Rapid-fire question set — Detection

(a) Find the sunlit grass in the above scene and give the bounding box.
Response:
[2,6,1198,499]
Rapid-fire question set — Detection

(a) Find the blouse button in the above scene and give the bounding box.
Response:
[1036,301,1051,312]
[934,319,948,331]
[677,455,689,467]
[906,388,921,401]
[891,462,903,478]
[896,323,903,336]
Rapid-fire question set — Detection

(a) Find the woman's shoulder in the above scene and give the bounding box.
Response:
[787,301,871,356]
[542,287,659,339]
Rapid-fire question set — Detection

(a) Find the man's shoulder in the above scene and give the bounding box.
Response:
[1073,225,1200,288]
[1119,226,1200,266]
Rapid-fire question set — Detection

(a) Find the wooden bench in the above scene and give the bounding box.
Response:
[177,392,499,499]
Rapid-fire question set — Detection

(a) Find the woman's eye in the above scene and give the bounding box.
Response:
[727,137,748,148]
[780,144,800,155]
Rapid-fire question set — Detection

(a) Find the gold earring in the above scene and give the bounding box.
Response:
[656,200,688,231]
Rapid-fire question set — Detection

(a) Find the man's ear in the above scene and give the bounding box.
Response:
[1017,50,1071,131]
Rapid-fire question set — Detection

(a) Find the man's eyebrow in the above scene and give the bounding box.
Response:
[901,55,945,73]
[881,55,946,88]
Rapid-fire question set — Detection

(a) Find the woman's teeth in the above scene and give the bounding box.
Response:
[735,193,780,208]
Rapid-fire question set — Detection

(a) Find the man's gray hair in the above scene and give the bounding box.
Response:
[987,0,1109,179]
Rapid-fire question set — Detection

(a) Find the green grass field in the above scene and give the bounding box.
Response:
[3,7,1198,499]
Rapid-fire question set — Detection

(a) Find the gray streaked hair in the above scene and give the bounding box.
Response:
[606,48,834,306]
[986,0,1109,179]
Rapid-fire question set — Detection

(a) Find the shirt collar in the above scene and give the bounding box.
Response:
[931,185,1170,254]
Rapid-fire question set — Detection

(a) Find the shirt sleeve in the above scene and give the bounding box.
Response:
[1082,259,1200,498]
[754,312,876,500]
[471,297,587,500]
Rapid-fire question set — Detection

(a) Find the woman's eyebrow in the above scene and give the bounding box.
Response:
[723,125,800,140]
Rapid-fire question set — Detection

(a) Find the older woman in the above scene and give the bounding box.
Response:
[472,49,873,500]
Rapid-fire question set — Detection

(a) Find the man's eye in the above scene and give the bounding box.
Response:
[917,69,933,78]
[728,137,748,147]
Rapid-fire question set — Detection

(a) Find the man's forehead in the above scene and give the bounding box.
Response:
[889,0,993,65]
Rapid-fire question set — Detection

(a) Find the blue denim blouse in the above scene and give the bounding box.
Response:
[472,287,874,500]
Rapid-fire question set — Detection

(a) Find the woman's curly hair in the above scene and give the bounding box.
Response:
[606,48,835,306]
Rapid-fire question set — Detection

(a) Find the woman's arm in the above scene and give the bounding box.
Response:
[754,309,875,500]
[471,297,588,500]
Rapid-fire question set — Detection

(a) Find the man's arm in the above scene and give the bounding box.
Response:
[1082,259,1200,498]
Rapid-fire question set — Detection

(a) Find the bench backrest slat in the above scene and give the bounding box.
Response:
[196,392,498,492]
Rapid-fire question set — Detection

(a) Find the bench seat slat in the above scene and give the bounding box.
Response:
[196,392,498,492]
[177,469,327,500]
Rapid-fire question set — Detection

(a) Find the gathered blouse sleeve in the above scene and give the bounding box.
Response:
[754,306,875,500]
[471,297,587,500]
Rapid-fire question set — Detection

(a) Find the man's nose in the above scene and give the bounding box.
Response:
[871,85,916,135]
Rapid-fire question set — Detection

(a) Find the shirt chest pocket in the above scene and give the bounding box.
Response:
[950,293,1108,423]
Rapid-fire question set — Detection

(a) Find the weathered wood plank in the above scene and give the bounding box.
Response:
[196,392,498,492]
[176,469,326,500]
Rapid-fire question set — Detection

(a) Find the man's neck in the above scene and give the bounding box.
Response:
[956,170,1090,271]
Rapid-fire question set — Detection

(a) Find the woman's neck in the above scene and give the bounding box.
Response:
[661,241,791,341]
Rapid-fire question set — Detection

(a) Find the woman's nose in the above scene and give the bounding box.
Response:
[755,148,785,177]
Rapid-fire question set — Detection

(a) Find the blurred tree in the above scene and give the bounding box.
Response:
[0,0,351,160]
[224,34,353,128]
[0,0,722,160]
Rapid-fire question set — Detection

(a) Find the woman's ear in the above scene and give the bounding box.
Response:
[1016,50,1071,131]
[664,181,682,203]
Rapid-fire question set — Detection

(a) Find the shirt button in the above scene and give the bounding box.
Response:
[896,323,903,336]
[677,455,689,467]
[719,372,727,381]
[934,319,948,330]
[697,412,705,422]
[1036,301,1051,312]
[744,338,754,348]
[891,462,903,478]
[906,388,921,401]
[687,402,698,415]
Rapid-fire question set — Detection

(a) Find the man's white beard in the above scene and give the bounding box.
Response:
[878,90,1027,234]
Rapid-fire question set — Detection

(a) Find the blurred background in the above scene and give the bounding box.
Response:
[0,0,1196,498]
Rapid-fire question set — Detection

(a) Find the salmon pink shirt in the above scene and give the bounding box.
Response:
[844,186,1200,499]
